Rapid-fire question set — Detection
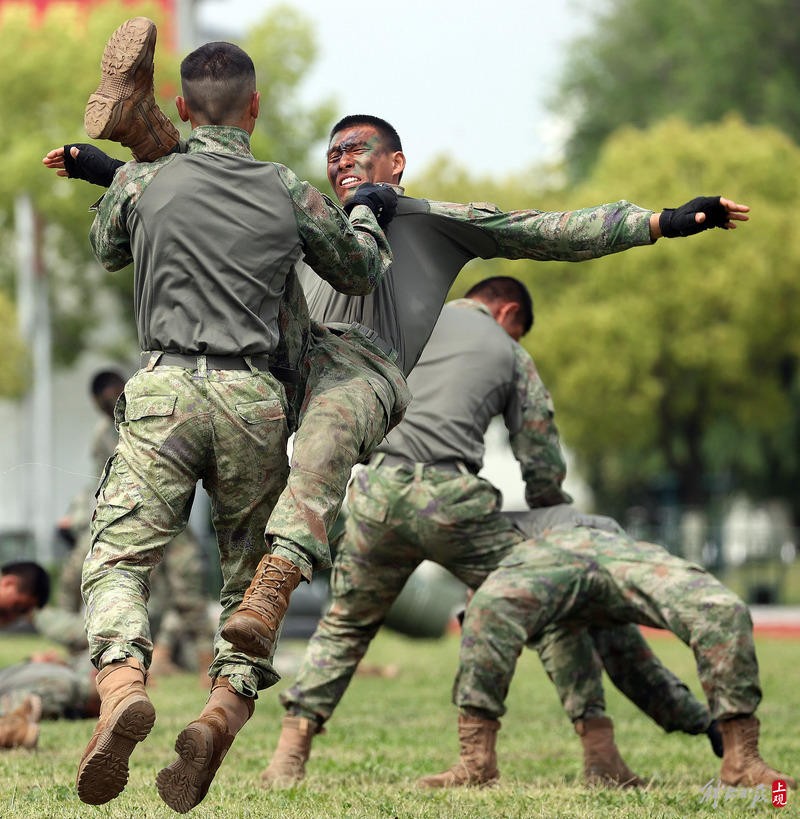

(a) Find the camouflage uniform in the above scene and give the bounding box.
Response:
[267,194,655,577]
[455,505,761,722]
[82,125,391,694]
[508,509,713,732]
[267,322,412,578]
[281,302,712,737]
[0,658,95,720]
[58,413,216,670]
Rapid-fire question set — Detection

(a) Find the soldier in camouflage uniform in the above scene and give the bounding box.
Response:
[0,655,99,724]
[262,280,717,791]
[58,370,127,614]
[424,503,796,791]
[72,27,393,812]
[55,369,215,677]
[0,649,100,749]
[45,103,750,671]
[222,116,750,664]
[0,561,50,627]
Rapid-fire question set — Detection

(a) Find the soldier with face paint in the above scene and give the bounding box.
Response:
[45,109,749,659]
[44,23,750,789]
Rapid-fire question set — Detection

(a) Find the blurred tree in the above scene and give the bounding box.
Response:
[246,6,336,188]
[0,1,180,367]
[554,0,800,182]
[526,117,800,513]
[411,117,800,518]
[0,1,333,368]
[0,293,29,397]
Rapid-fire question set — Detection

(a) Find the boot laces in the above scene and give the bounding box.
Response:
[239,563,294,619]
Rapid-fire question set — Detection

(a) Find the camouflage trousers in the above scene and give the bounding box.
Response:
[267,325,412,578]
[456,527,761,721]
[147,527,216,673]
[59,521,213,669]
[543,623,710,733]
[0,660,93,720]
[280,464,710,734]
[82,363,290,696]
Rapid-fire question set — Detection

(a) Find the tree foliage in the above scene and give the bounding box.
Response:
[555,0,800,181]
[412,117,800,515]
[528,117,800,510]
[0,1,181,369]
[0,1,333,371]
[245,6,337,187]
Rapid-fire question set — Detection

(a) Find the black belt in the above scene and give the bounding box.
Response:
[377,453,478,476]
[326,322,397,360]
[140,352,301,383]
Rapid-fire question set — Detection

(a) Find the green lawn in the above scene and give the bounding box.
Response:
[1,629,796,818]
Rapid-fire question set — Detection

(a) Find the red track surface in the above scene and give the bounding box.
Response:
[641,607,800,640]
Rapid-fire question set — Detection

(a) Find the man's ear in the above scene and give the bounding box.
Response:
[250,91,260,121]
[392,151,406,182]
[496,302,520,325]
[176,96,190,123]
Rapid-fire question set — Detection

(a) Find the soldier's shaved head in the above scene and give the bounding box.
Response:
[466,277,534,337]
[180,42,256,125]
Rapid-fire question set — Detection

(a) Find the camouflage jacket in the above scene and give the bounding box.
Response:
[423,196,654,261]
[89,126,392,360]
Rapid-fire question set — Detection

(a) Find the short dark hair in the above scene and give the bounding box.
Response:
[180,42,256,124]
[465,276,534,336]
[91,370,126,398]
[1,561,50,608]
[328,115,403,153]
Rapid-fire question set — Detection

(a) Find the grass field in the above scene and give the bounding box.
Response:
[1,629,797,818]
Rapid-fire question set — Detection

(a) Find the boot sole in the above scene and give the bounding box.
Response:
[221,617,276,659]
[156,722,215,814]
[84,17,156,139]
[76,696,155,805]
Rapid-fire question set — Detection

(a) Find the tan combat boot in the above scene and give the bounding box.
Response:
[575,717,645,788]
[719,715,797,789]
[76,657,155,805]
[416,715,500,788]
[156,677,254,813]
[84,17,179,162]
[260,714,323,789]
[220,555,302,659]
[0,694,42,749]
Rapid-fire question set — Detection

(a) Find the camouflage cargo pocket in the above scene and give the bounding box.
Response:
[430,478,500,527]
[91,455,143,546]
[126,394,178,422]
[349,492,389,525]
[235,398,286,426]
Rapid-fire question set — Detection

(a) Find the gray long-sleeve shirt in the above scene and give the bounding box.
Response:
[376,299,571,507]
[90,126,391,357]
[300,192,653,375]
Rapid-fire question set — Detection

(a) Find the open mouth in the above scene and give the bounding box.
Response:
[339,175,362,189]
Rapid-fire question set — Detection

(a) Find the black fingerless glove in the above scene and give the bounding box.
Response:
[63,143,125,188]
[343,183,398,229]
[659,196,728,238]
